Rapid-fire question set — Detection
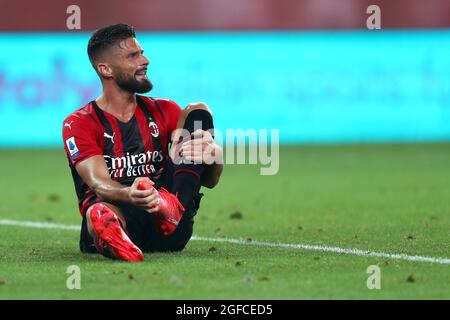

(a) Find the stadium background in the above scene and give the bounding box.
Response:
[1,0,450,300]
[1,0,449,146]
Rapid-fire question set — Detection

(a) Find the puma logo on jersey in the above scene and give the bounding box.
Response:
[64,121,74,130]
[104,132,115,144]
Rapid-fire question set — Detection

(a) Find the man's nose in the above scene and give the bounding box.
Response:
[142,55,150,66]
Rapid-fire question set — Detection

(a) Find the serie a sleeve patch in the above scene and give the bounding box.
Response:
[65,136,81,159]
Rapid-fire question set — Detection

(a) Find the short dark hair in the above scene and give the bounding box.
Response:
[87,24,136,70]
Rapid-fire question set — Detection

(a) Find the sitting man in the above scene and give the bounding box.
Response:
[62,24,223,262]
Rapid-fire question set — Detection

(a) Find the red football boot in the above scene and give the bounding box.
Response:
[89,203,144,262]
[137,182,185,236]
[154,188,185,236]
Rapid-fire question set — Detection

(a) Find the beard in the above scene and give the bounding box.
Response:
[115,71,153,94]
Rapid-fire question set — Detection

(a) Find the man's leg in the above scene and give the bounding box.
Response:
[83,202,144,262]
[171,102,213,212]
[150,103,212,252]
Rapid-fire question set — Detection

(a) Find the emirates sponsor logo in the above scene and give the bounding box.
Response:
[104,150,163,179]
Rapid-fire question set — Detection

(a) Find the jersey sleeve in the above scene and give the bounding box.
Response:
[157,99,182,140]
[62,114,103,166]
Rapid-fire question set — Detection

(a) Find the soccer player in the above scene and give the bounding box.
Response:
[62,24,223,262]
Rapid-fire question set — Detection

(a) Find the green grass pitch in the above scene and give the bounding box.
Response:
[0,144,449,299]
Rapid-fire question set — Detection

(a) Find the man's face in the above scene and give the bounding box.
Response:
[106,37,152,93]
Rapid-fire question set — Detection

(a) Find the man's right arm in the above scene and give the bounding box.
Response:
[75,155,158,209]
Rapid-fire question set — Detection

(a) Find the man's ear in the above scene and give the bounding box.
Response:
[97,62,113,78]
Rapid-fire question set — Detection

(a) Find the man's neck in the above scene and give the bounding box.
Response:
[96,84,137,122]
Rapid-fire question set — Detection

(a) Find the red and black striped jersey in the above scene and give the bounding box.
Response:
[62,95,181,216]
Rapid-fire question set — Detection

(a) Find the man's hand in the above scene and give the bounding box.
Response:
[168,129,223,188]
[130,177,159,212]
[178,129,223,165]
[171,129,224,188]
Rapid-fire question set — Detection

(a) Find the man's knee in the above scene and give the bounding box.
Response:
[171,103,214,156]
[184,102,212,116]
[176,102,212,130]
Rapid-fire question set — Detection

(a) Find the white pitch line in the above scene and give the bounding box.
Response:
[0,219,80,231]
[1,218,450,265]
[191,236,450,265]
